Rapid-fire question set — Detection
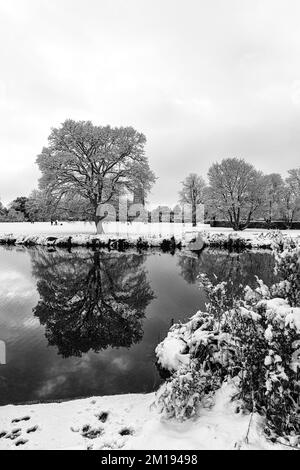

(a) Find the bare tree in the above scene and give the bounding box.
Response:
[179,173,206,226]
[36,120,156,232]
[207,158,265,231]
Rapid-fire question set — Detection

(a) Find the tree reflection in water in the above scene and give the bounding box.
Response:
[31,249,155,357]
[178,248,277,298]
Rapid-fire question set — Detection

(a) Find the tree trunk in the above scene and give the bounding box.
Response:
[232,208,240,231]
[192,201,197,227]
[268,201,272,228]
[228,210,235,230]
[230,210,241,231]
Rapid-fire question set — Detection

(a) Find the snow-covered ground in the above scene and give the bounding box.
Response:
[0,221,199,237]
[0,382,283,450]
[0,221,97,237]
[0,221,299,239]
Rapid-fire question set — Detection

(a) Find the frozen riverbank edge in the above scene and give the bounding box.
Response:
[0,228,299,250]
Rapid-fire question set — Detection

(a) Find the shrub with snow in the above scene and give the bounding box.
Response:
[272,238,300,307]
[155,239,300,446]
[156,361,221,420]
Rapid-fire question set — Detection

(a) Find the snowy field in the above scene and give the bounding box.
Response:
[0,221,299,239]
[0,382,283,450]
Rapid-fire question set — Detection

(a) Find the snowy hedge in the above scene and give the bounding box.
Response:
[155,238,300,447]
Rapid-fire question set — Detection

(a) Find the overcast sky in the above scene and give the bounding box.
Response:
[0,0,300,207]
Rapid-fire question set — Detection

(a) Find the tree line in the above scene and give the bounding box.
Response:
[179,160,300,230]
[0,119,299,230]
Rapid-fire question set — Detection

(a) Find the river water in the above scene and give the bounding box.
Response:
[0,246,276,405]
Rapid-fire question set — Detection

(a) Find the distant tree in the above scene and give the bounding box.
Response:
[287,168,300,195]
[36,120,156,232]
[278,177,300,228]
[206,158,265,231]
[6,208,25,222]
[25,190,50,222]
[0,200,8,220]
[179,173,206,226]
[9,196,30,220]
[261,173,284,226]
[31,250,155,358]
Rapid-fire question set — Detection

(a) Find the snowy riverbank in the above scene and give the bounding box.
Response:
[0,381,284,450]
[0,222,299,249]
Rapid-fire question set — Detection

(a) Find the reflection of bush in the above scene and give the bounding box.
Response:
[31,250,154,357]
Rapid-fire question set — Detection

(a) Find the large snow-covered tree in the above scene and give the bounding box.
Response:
[206,158,265,230]
[36,120,156,232]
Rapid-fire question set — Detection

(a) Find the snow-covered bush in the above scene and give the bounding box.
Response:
[199,274,234,319]
[156,361,221,420]
[224,297,300,441]
[257,229,284,246]
[272,238,300,307]
[155,239,300,444]
[155,310,233,420]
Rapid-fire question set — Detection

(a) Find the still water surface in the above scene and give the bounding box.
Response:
[0,246,276,405]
